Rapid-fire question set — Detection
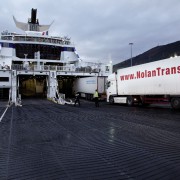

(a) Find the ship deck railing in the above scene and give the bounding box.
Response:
[1,35,72,46]
[11,64,100,73]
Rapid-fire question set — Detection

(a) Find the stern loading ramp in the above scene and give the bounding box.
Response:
[0,99,180,179]
[18,75,75,99]
[18,74,93,99]
[18,75,48,99]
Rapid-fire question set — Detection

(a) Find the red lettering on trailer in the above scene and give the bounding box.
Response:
[178,66,180,73]
[156,67,161,76]
[166,68,170,75]
[120,65,180,81]
[171,67,176,74]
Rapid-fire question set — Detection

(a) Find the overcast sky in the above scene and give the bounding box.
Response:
[1,0,180,64]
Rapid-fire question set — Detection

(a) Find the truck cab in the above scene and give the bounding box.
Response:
[106,57,180,109]
[106,73,117,103]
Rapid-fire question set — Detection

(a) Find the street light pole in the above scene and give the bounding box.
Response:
[129,43,133,66]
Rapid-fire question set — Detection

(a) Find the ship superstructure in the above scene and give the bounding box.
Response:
[0,8,112,104]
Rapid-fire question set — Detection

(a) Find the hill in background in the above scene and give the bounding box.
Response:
[113,41,180,72]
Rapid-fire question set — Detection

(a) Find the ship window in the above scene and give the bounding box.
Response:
[63,47,74,52]
[30,24,38,31]
[15,44,61,60]
[0,77,9,82]
[3,43,9,47]
[105,66,109,72]
[106,81,111,88]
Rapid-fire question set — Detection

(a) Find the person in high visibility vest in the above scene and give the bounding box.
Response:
[93,89,99,107]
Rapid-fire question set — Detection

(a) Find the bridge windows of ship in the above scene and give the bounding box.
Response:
[15,44,62,60]
[12,36,67,45]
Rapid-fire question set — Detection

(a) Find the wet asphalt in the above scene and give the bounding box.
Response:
[0,99,180,179]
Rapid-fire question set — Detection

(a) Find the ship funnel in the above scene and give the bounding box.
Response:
[31,8,37,24]
[13,8,53,32]
[28,8,38,24]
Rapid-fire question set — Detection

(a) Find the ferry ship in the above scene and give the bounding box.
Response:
[0,8,112,104]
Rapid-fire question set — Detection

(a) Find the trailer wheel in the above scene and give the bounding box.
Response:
[127,96,134,106]
[109,96,114,104]
[171,98,180,109]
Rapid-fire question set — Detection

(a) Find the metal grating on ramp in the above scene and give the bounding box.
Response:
[0,99,180,179]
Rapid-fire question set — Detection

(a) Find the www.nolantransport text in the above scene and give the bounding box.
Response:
[120,66,180,81]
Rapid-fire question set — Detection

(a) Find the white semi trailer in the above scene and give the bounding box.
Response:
[73,76,107,100]
[106,57,180,109]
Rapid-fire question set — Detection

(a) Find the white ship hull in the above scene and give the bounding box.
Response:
[0,9,112,103]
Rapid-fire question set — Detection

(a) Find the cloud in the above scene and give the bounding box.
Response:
[0,0,180,64]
